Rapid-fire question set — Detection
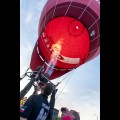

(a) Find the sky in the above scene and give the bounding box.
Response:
[20,0,100,120]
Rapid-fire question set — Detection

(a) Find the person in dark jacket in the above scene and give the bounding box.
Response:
[20,83,54,120]
[46,88,58,120]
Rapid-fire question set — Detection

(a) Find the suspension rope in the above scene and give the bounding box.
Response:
[55,69,75,100]
[52,0,59,19]
[78,0,93,20]
[64,0,74,16]
[90,34,100,43]
[88,17,100,30]
[54,44,82,100]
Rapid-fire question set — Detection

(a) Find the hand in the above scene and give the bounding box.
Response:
[52,88,58,96]
[55,89,58,93]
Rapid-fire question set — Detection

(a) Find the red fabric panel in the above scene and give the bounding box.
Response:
[39,16,90,69]
[30,42,44,70]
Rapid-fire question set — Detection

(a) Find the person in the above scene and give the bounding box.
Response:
[61,108,80,120]
[69,110,80,120]
[32,82,45,95]
[33,82,58,120]
[46,88,58,120]
[61,107,72,120]
[20,82,55,120]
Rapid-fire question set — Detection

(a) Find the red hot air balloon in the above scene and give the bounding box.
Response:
[30,0,100,80]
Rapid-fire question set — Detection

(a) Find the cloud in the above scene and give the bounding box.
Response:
[25,12,33,24]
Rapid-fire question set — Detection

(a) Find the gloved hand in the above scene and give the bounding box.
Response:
[52,88,58,96]
[55,88,58,94]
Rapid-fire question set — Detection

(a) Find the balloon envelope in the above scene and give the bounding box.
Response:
[30,0,100,80]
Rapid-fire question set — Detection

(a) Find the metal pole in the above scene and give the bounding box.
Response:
[20,65,43,100]
[20,77,36,100]
[20,68,29,81]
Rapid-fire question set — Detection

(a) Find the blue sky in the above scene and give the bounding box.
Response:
[20,0,100,120]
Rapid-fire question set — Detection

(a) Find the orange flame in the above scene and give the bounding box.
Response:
[44,39,63,76]
[51,39,63,59]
